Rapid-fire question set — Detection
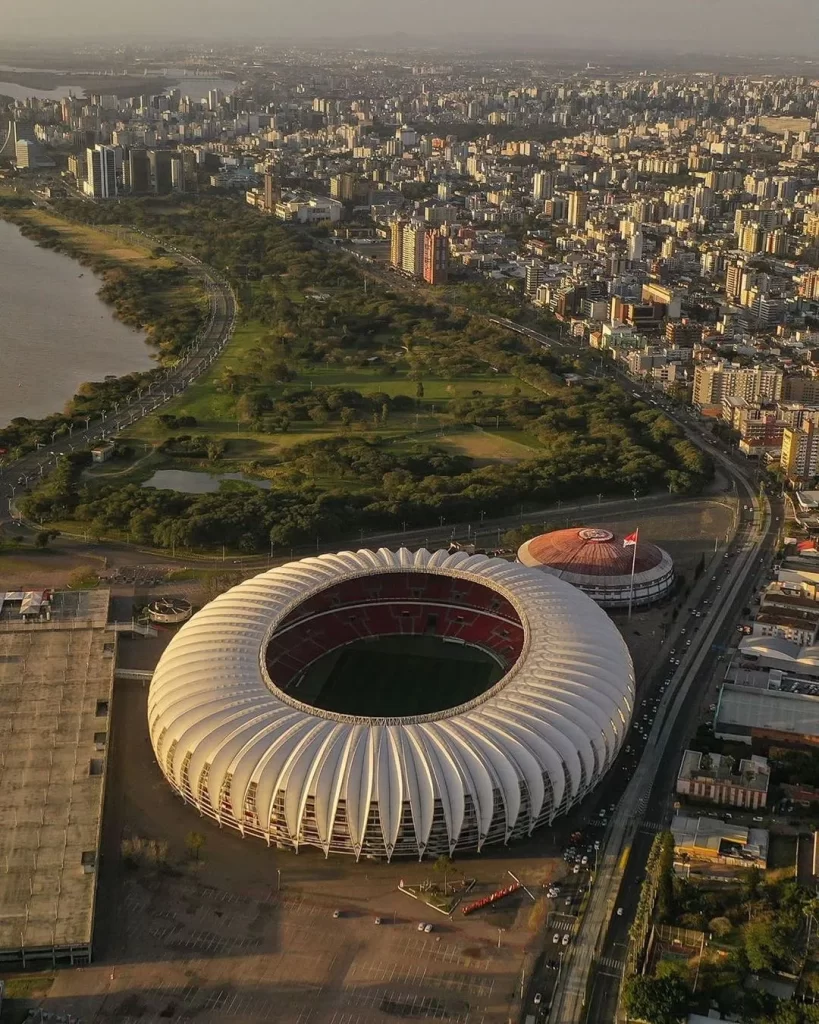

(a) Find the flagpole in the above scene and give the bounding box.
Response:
[627,529,639,620]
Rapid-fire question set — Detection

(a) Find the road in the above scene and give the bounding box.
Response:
[473,315,784,1024]
[0,249,236,525]
[548,463,772,1023]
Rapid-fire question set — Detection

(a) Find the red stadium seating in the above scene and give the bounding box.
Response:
[265,571,524,689]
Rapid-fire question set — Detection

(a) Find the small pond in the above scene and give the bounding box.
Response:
[142,469,271,494]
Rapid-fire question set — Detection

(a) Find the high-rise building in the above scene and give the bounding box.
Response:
[149,149,173,194]
[781,421,819,482]
[263,172,280,213]
[170,154,185,192]
[422,230,448,285]
[693,363,783,408]
[533,171,554,202]
[525,263,549,295]
[740,223,764,254]
[401,225,426,277]
[85,145,118,199]
[330,172,357,202]
[725,261,745,302]
[568,190,588,229]
[799,272,819,302]
[207,89,223,111]
[128,149,151,194]
[389,221,406,268]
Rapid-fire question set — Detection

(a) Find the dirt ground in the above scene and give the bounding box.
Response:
[35,676,579,1024]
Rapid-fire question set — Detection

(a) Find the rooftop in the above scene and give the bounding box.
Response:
[0,594,113,963]
[716,682,819,739]
[678,749,770,792]
[671,814,768,866]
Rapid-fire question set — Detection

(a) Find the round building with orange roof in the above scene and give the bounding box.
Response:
[517,527,674,610]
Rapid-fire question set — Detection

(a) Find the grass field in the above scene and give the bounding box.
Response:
[436,427,541,462]
[286,635,502,717]
[8,208,173,269]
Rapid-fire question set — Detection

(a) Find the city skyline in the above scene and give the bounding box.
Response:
[1,0,817,55]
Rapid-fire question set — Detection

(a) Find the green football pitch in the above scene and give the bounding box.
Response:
[289,634,504,717]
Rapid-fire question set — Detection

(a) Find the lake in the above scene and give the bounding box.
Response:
[0,219,156,426]
[142,469,272,494]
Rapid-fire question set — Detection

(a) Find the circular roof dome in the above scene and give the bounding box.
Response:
[520,527,665,577]
[148,548,634,860]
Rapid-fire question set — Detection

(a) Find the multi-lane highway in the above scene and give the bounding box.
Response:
[0,250,236,525]
[484,316,779,1024]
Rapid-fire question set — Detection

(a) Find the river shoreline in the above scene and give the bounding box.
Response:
[0,208,165,431]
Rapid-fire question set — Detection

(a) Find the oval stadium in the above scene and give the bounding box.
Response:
[148,548,634,861]
[517,527,674,610]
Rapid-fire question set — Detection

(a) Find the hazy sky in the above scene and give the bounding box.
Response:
[2,0,817,54]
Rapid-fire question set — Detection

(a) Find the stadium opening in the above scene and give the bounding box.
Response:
[149,548,635,861]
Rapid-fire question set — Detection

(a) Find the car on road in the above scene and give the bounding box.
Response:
[562,933,570,946]
[534,993,542,1005]
[617,907,624,916]
[553,933,560,944]
[374,917,382,925]
[333,909,341,918]
[418,922,427,931]
[424,923,433,933]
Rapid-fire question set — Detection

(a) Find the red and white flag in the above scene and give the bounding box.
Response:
[623,530,639,548]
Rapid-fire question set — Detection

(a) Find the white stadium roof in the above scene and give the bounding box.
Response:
[148,548,635,860]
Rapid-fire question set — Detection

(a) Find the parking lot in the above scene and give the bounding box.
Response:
[33,674,571,1024]
[45,867,523,1024]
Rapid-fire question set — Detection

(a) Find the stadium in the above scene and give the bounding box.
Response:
[148,548,635,861]
[517,527,675,610]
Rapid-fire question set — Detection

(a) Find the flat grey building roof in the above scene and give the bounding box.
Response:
[0,596,113,966]
[716,682,819,740]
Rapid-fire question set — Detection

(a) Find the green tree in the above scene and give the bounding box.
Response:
[432,855,453,893]
[743,920,781,973]
[656,830,676,923]
[622,975,691,1024]
[185,831,206,861]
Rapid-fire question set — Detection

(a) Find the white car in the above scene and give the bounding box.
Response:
[617,907,624,916]
[534,993,542,1005]
[418,922,426,932]
[553,933,560,944]
[424,923,433,933]
[562,933,570,946]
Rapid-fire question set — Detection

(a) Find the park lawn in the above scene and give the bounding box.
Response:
[435,427,540,463]
[492,428,545,449]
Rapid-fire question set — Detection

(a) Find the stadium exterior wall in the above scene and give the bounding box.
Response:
[148,548,635,861]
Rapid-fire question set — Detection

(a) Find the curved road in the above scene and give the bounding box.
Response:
[0,250,236,524]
